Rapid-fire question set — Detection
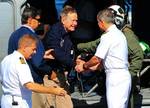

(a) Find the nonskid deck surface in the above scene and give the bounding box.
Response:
[71,88,150,108]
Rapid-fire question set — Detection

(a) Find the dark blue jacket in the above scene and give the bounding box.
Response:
[8,26,52,83]
[44,22,75,71]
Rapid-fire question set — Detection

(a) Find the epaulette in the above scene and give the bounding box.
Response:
[19,57,26,64]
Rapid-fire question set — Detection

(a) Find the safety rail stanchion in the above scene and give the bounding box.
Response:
[140,59,150,77]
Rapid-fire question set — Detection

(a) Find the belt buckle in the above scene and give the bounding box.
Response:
[12,96,18,106]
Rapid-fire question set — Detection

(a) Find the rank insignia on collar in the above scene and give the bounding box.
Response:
[19,57,26,64]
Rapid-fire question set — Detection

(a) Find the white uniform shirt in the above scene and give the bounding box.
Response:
[0,51,33,105]
[95,24,131,108]
[95,24,128,70]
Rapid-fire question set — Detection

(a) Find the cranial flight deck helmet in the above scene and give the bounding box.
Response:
[109,5,125,28]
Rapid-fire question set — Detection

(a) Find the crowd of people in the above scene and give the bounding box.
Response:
[0,1,144,108]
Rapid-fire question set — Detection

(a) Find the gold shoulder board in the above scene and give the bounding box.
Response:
[19,57,26,64]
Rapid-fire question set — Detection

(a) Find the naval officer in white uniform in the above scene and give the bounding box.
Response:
[75,8,131,108]
[0,34,66,108]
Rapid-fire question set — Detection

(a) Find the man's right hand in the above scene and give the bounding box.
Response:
[44,49,55,59]
[54,87,67,96]
[75,58,85,72]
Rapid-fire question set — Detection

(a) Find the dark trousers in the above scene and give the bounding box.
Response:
[55,69,70,94]
[128,76,139,108]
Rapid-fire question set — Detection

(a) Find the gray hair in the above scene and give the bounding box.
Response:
[60,5,77,18]
[21,6,41,24]
[97,8,115,24]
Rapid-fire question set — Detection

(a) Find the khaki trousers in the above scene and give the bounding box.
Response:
[32,75,73,108]
[32,91,47,108]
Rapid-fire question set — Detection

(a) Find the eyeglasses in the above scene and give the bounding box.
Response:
[34,18,40,22]
[32,18,41,25]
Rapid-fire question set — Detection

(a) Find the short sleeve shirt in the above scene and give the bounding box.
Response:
[95,24,128,70]
[0,51,33,98]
